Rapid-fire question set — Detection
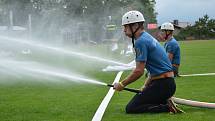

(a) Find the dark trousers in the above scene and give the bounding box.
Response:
[126,77,176,113]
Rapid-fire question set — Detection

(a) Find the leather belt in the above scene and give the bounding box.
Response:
[151,71,174,80]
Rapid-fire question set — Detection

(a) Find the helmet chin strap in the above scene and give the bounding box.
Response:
[129,24,141,48]
[164,31,172,40]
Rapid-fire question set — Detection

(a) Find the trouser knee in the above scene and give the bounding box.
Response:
[125,104,136,114]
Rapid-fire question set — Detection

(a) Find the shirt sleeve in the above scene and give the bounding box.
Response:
[135,42,147,62]
[166,43,176,54]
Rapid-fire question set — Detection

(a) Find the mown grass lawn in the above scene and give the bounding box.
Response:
[0,40,215,121]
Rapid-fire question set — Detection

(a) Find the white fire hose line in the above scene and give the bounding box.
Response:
[180,73,215,77]
[92,71,124,121]
[173,97,215,109]
[174,73,215,108]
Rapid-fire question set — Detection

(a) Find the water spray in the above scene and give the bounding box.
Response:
[0,36,129,66]
[0,59,138,93]
[0,59,106,85]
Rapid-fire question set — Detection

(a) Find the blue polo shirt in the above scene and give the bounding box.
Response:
[164,38,180,65]
[135,32,172,76]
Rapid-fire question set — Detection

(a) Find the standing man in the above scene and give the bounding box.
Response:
[113,11,183,114]
[161,22,181,77]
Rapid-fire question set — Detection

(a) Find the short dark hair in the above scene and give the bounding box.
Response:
[129,22,144,29]
[137,22,144,29]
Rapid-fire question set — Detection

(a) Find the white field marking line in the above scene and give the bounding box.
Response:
[180,73,215,77]
[92,71,123,121]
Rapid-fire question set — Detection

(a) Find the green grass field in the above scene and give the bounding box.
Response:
[0,40,215,121]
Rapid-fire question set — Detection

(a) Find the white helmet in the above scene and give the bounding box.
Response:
[161,22,174,30]
[122,10,145,25]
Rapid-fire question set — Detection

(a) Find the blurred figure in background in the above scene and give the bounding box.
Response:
[161,22,181,77]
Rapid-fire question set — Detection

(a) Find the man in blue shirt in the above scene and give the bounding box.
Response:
[161,22,181,77]
[113,11,183,114]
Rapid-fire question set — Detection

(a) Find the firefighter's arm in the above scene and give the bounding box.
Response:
[114,61,145,91]
[168,52,174,61]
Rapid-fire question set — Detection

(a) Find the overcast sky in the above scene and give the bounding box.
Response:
[155,0,215,25]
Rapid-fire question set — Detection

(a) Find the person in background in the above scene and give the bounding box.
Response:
[161,22,181,77]
[113,10,183,114]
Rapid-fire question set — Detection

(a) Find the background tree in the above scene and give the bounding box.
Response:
[176,15,215,40]
[0,0,157,42]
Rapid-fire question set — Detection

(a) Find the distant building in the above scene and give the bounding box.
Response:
[172,20,192,28]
